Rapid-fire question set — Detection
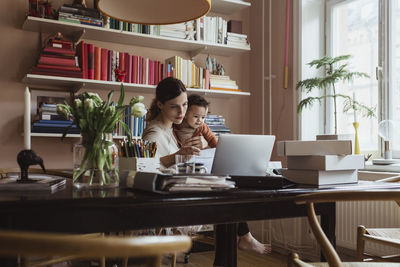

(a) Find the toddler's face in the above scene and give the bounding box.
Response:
[185,105,208,129]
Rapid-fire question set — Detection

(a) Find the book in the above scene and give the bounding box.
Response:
[277,140,352,156]
[282,169,358,185]
[0,174,66,192]
[43,47,75,56]
[286,155,365,171]
[76,41,87,79]
[38,56,77,66]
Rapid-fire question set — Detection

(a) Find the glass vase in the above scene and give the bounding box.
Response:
[73,133,119,189]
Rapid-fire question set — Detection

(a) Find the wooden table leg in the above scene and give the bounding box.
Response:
[320,202,336,261]
[214,223,238,267]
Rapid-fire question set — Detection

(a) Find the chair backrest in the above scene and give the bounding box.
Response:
[0,230,192,267]
[295,190,400,267]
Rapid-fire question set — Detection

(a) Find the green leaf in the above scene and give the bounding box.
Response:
[118,83,125,107]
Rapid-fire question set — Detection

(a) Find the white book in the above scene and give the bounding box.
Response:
[277,140,352,156]
[287,155,365,171]
[282,169,358,185]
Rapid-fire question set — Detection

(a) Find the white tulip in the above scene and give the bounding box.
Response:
[131,102,147,117]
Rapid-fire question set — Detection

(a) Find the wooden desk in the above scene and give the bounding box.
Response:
[0,180,335,267]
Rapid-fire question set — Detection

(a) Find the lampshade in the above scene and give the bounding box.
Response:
[97,0,211,25]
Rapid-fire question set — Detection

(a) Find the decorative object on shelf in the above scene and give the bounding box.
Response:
[97,0,210,25]
[353,122,360,154]
[56,84,147,189]
[372,120,400,165]
[16,150,46,182]
[115,68,126,82]
[29,0,54,19]
[184,21,196,40]
[296,55,376,135]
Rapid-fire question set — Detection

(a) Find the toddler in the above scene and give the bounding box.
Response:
[173,94,217,148]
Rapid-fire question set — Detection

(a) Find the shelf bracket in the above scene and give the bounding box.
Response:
[73,29,86,44]
[189,47,206,59]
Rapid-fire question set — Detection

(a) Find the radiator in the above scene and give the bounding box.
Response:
[337,200,400,255]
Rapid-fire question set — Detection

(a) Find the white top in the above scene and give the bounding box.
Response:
[142,120,179,164]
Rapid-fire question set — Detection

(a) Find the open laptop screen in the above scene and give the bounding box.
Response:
[211,134,275,176]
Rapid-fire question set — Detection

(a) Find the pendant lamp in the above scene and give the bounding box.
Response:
[97,0,211,25]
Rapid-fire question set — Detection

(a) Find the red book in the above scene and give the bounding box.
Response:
[205,69,210,89]
[107,50,112,81]
[119,52,125,74]
[49,39,73,50]
[38,55,76,66]
[101,48,108,81]
[87,44,94,79]
[149,60,153,85]
[142,58,146,84]
[132,55,137,84]
[43,47,75,56]
[124,52,131,83]
[138,56,142,84]
[37,64,81,72]
[75,41,86,79]
[94,46,101,80]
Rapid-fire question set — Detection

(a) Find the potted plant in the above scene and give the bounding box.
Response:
[296,55,375,136]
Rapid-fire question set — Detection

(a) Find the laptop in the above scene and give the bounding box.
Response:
[211,134,291,189]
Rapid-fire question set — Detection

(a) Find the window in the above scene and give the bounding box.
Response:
[299,0,399,156]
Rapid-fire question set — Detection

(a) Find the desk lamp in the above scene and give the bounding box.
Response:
[97,0,211,25]
[373,120,400,165]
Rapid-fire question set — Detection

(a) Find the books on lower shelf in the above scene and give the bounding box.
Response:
[0,174,66,192]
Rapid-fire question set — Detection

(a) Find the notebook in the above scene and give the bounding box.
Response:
[211,134,292,189]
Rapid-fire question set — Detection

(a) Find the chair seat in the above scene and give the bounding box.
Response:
[366,228,400,241]
[310,262,400,267]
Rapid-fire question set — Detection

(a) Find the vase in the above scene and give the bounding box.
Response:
[73,133,119,189]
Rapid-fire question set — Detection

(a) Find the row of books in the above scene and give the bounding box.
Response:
[278,140,365,185]
[31,119,80,134]
[103,16,248,46]
[115,106,146,137]
[76,40,173,84]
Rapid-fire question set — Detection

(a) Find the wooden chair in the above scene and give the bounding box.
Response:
[356,176,400,262]
[0,230,191,267]
[289,189,400,267]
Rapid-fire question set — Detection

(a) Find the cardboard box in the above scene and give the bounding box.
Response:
[277,140,352,156]
[282,169,358,185]
[287,155,364,171]
[119,157,160,172]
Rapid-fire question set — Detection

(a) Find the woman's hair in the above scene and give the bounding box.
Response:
[188,94,209,109]
[147,77,187,121]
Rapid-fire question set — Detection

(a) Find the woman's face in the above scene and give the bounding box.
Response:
[158,92,188,124]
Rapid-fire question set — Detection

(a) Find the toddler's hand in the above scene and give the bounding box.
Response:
[177,146,200,156]
[184,136,208,149]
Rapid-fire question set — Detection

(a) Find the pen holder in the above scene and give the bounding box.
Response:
[119,157,160,172]
[353,122,360,154]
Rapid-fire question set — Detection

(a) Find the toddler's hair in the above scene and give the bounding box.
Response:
[188,94,209,109]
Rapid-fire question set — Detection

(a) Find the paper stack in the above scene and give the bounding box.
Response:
[277,140,364,185]
[160,175,235,192]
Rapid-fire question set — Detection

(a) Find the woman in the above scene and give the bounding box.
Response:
[142,77,270,254]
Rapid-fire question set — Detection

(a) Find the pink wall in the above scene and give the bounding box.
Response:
[0,0,257,169]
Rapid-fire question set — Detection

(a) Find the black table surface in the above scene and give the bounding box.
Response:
[0,179,337,233]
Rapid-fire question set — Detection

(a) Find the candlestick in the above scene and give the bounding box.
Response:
[353,122,360,154]
[353,92,357,122]
[24,87,31,150]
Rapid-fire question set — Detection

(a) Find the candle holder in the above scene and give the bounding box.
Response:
[16,149,45,183]
[353,122,360,154]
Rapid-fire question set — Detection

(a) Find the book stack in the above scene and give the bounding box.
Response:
[278,140,365,185]
[30,38,82,78]
[226,32,249,48]
[58,4,103,27]
[160,22,187,39]
[205,115,231,135]
[209,74,240,91]
[32,98,79,134]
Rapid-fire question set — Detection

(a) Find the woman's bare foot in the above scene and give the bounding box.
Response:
[237,232,272,254]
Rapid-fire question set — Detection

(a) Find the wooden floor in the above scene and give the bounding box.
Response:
[164,250,288,267]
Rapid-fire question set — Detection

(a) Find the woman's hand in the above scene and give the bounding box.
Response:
[176,145,201,156]
[183,136,208,150]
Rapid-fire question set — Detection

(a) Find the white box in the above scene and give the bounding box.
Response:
[282,169,358,185]
[119,157,160,172]
[286,155,364,171]
[277,140,352,156]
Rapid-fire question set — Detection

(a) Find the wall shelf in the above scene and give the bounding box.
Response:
[23,74,251,97]
[30,133,134,139]
[212,0,251,14]
[22,16,250,57]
